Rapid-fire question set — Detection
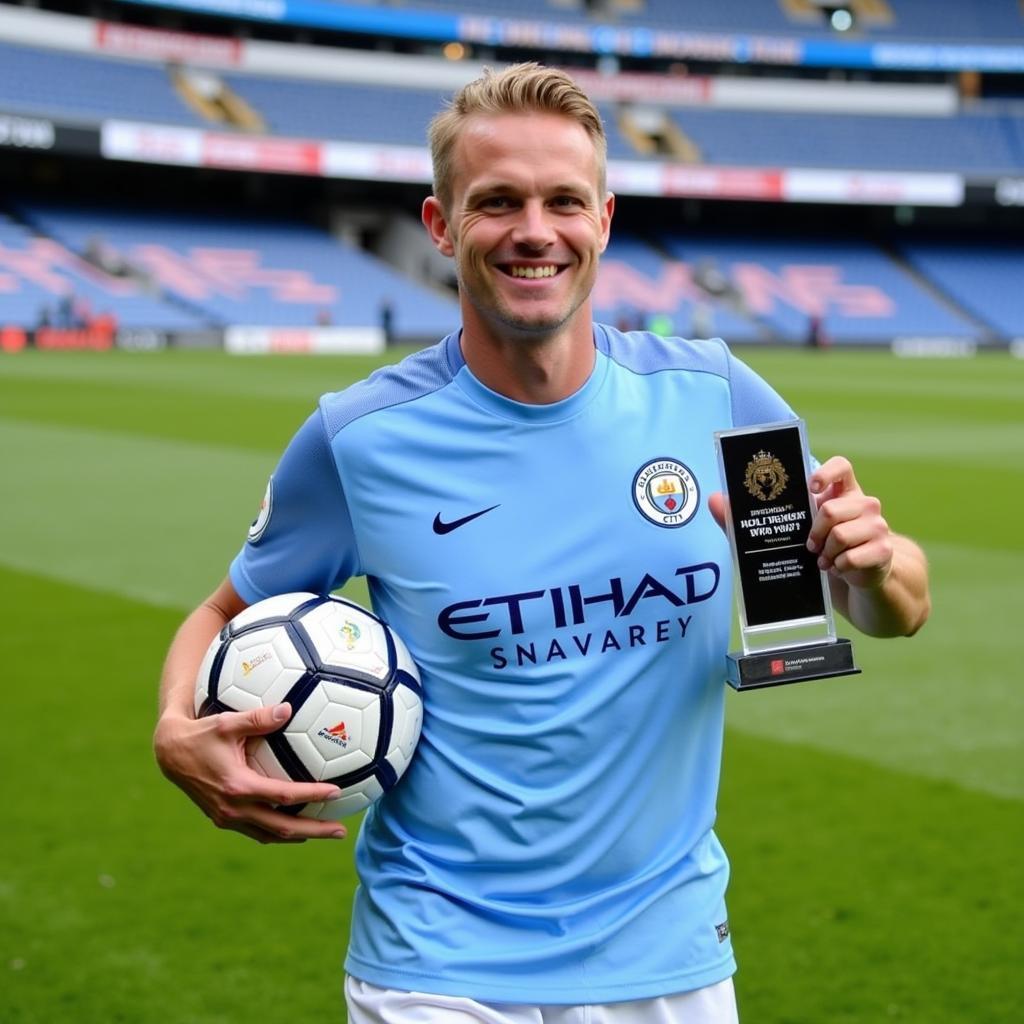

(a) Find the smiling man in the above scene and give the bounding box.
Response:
[422,106,612,403]
[154,63,930,1024]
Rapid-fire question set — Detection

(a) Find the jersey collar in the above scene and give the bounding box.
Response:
[445,328,610,424]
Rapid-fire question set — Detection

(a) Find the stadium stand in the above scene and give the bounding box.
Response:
[0,35,1017,175]
[4,201,1006,345]
[593,234,982,344]
[667,107,1023,174]
[896,239,1024,339]
[0,212,205,331]
[221,76,444,145]
[220,74,651,164]
[595,235,755,340]
[0,1,1019,349]
[0,41,203,127]
[7,203,459,339]
[0,37,1017,176]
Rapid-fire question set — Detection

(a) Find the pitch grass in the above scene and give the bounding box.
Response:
[1,348,1021,1023]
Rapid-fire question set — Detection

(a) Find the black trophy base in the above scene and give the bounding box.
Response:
[726,638,860,691]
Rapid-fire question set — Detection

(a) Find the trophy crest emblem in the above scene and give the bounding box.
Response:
[744,450,789,502]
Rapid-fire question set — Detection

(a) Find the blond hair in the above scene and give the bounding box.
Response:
[428,62,607,212]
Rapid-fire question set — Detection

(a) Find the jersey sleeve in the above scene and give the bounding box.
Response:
[725,347,819,466]
[725,348,800,427]
[229,407,360,604]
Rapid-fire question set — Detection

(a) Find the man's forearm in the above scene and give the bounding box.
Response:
[830,534,930,638]
[158,581,248,716]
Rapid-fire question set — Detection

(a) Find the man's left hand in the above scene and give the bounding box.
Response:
[806,456,893,592]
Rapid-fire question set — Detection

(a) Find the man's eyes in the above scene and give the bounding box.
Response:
[477,195,585,209]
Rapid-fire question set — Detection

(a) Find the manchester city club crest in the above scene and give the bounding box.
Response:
[632,458,700,528]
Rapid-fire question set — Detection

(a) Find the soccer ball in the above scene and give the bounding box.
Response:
[194,592,423,820]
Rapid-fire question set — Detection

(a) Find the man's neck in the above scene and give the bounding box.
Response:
[459,314,596,406]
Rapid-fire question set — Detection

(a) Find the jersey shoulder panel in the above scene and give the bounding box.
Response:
[320,334,461,439]
[596,323,731,380]
[595,322,798,429]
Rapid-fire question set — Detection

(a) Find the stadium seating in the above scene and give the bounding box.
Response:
[1,38,1017,176]
[594,234,981,344]
[5,201,1012,344]
[15,203,459,339]
[0,41,202,127]
[595,235,755,340]
[220,76,444,145]
[0,6,1017,346]
[668,107,1022,174]
[896,240,1024,339]
[0,214,206,331]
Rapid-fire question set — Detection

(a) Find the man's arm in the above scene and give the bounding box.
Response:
[154,576,349,843]
[708,454,930,639]
[806,456,930,638]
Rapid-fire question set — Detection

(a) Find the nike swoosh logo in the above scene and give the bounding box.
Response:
[433,504,500,535]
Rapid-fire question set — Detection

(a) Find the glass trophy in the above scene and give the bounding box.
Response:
[714,419,860,691]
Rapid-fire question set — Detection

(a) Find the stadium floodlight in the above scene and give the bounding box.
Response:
[831,8,855,32]
[808,1,857,33]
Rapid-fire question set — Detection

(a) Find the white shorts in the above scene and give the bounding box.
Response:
[345,976,738,1024]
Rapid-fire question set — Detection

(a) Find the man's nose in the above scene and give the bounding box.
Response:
[511,201,556,250]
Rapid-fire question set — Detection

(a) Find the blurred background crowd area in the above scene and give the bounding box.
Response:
[0,0,1021,355]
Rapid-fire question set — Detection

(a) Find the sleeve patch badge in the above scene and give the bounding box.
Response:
[247,478,273,544]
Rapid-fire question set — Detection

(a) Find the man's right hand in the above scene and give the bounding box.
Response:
[154,701,349,844]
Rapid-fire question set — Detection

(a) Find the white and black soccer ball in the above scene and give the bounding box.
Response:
[194,592,423,820]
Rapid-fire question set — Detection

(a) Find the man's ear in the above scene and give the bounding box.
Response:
[598,191,615,253]
[422,196,455,257]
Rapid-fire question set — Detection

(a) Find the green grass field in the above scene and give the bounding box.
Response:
[2,347,1021,1023]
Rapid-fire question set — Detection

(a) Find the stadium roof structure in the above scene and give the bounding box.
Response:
[112,0,1024,73]
[3,6,1022,209]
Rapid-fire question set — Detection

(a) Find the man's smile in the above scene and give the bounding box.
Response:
[497,263,564,280]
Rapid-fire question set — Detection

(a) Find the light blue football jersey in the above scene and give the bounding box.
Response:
[230,325,799,1003]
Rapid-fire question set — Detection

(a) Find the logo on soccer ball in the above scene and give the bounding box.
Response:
[632,458,699,528]
[318,720,349,748]
[340,620,362,650]
[248,477,273,543]
[241,651,273,676]
[744,451,789,502]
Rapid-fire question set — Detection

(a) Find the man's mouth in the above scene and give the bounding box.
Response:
[501,264,561,279]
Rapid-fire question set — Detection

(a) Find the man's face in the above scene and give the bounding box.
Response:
[424,112,614,343]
